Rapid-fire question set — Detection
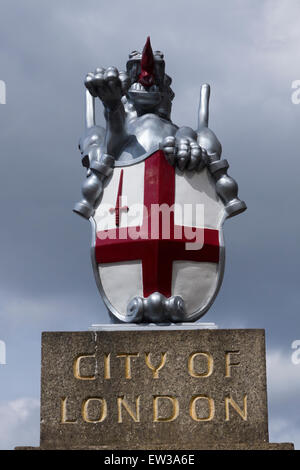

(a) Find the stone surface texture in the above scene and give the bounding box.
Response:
[39,329,293,450]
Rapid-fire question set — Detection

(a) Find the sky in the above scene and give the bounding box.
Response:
[0,0,299,449]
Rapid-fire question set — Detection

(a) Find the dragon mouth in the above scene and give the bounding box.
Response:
[127,81,162,108]
[129,82,160,92]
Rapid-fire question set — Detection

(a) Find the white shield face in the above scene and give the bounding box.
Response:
[91,150,226,322]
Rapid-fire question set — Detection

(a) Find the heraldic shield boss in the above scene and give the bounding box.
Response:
[74,37,246,324]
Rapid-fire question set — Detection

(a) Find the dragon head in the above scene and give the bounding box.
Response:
[126,37,175,119]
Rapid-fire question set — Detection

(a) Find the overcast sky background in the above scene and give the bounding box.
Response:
[0,0,299,449]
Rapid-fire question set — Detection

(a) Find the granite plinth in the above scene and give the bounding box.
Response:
[36,329,293,450]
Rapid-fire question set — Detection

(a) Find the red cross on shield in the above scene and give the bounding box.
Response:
[91,150,226,322]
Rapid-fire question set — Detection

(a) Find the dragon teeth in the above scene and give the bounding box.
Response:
[129,82,159,92]
[129,82,147,91]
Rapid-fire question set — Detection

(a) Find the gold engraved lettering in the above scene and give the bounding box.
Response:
[116,353,139,379]
[225,351,240,377]
[225,395,248,421]
[73,353,96,380]
[189,395,215,421]
[145,352,167,378]
[104,353,111,380]
[60,397,77,424]
[82,397,107,423]
[117,396,140,423]
[153,395,179,422]
[188,352,213,377]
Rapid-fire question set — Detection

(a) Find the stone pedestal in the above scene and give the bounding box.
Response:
[35,328,293,450]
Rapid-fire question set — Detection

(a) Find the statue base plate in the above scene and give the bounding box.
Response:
[89,322,218,331]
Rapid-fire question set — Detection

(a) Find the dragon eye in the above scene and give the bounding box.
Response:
[129,50,140,59]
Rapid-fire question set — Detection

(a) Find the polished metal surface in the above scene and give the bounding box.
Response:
[89,323,218,331]
[127,292,186,323]
[74,38,247,323]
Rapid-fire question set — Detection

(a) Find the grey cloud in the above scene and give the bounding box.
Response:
[0,0,299,448]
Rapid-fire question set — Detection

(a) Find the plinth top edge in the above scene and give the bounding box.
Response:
[41,327,266,335]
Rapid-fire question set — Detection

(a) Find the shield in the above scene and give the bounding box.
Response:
[90,149,226,323]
